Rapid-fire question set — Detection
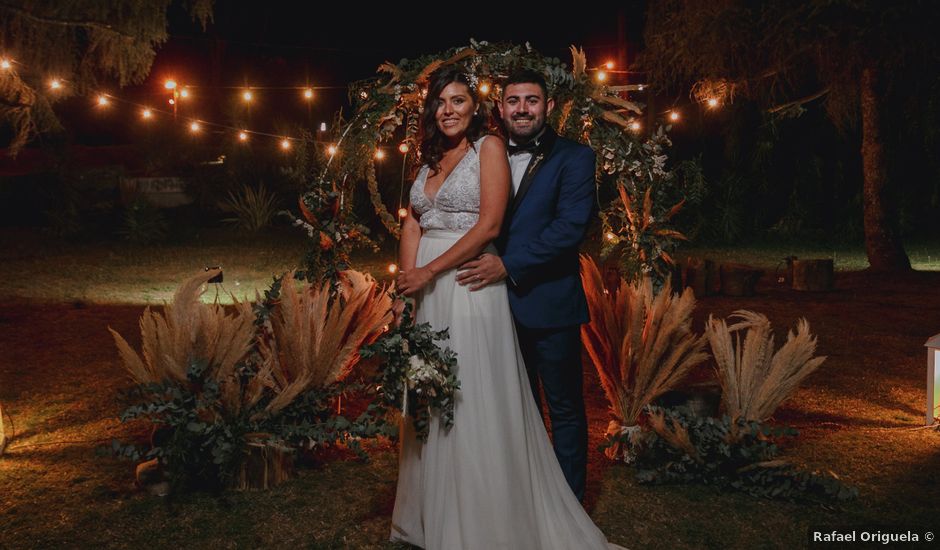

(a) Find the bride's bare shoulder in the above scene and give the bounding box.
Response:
[478,134,507,157]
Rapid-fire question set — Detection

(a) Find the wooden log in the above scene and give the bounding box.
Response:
[683,258,716,297]
[233,438,295,491]
[792,259,834,291]
[720,263,763,296]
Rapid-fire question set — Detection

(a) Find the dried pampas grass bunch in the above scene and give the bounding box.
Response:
[109,268,257,414]
[705,310,826,423]
[256,270,393,417]
[580,255,709,431]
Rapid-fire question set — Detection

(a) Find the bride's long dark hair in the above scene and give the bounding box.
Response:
[418,67,490,175]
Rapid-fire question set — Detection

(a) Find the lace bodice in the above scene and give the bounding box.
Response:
[410,136,489,232]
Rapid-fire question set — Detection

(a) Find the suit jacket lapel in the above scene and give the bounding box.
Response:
[509,127,558,214]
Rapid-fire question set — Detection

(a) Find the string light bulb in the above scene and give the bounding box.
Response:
[164,79,177,90]
[399,142,410,154]
[707,97,719,108]
[375,149,386,160]
[596,71,608,83]
[629,120,641,132]
[242,90,253,102]
[280,138,291,150]
[398,208,408,219]
[168,98,175,105]
[327,144,337,156]
[238,131,248,141]
[97,95,109,106]
[388,264,398,274]
[179,88,189,99]
[303,88,314,99]
[49,79,62,90]
[637,84,645,91]
[668,111,680,122]
[141,108,153,119]
[1,59,11,70]
[605,61,615,70]
[189,121,201,133]
[479,82,491,95]
[606,232,617,241]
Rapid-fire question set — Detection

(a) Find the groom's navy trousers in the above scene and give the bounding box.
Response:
[498,128,597,501]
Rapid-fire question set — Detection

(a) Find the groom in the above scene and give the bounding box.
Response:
[456,69,596,501]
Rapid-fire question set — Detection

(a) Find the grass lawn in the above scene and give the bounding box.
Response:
[1,230,939,549]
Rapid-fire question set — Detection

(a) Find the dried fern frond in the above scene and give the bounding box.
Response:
[706,310,827,422]
[259,270,392,417]
[580,256,709,427]
[647,408,700,462]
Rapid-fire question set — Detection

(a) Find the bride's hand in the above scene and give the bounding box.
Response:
[397,266,433,296]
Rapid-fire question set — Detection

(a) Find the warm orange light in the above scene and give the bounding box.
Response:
[637,84,645,91]
[596,71,608,82]
[142,108,153,119]
[179,88,189,99]
[479,82,491,95]
[303,88,314,99]
[168,98,176,105]
[242,90,253,102]
[97,95,109,106]
[388,264,398,274]
[605,61,615,70]
[399,142,410,154]
[238,131,248,141]
[0,59,11,70]
[164,79,177,90]
[189,121,200,132]
[375,149,386,160]
[629,120,641,132]
[359,90,369,100]
[398,208,408,219]
[669,111,680,122]
[606,232,617,241]
[327,144,337,156]
[707,97,719,108]
[49,79,62,90]
[280,138,291,150]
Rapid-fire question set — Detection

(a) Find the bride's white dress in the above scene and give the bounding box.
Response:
[390,135,623,550]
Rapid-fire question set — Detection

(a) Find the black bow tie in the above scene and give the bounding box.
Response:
[508,141,538,155]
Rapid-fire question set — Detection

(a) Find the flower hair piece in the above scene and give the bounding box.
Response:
[463,72,480,91]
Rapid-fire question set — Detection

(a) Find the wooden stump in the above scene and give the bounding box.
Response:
[792,259,834,291]
[720,263,763,296]
[233,438,295,490]
[683,258,717,297]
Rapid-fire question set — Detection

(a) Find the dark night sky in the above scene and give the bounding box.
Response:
[64,2,648,145]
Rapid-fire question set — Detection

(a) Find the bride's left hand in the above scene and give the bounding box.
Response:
[397,266,433,296]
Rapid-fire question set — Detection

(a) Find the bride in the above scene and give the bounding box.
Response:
[391,67,623,550]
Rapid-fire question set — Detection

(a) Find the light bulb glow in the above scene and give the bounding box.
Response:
[629,120,641,132]
[327,145,337,156]
[388,264,398,274]
[479,82,491,94]
[190,121,200,132]
[142,108,153,119]
[179,88,189,98]
[0,59,11,70]
[304,88,314,99]
[164,79,177,90]
[707,97,719,108]
[168,98,175,105]
[399,143,410,154]
[238,131,248,141]
[398,208,408,218]
[669,111,680,122]
[605,61,615,70]
[606,232,617,241]
[375,149,386,160]
[97,95,109,106]
[280,138,291,150]
[49,79,62,90]
[243,90,253,102]
[596,71,608,82]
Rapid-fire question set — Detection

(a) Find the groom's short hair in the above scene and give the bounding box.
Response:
[502,69,550,99]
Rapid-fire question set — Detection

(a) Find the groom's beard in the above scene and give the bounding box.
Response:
[507,115,543,144]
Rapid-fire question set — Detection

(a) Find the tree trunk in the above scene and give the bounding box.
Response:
[860,66,911,271]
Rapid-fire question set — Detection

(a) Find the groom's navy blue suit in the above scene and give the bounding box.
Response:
[497,127,596,501]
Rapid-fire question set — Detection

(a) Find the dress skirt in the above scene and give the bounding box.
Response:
[390,229,612,550]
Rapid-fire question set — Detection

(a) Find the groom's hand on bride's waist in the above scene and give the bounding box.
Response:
[457,253,508,291]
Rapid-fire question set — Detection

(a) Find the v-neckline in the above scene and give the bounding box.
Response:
[423,143,472,204]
